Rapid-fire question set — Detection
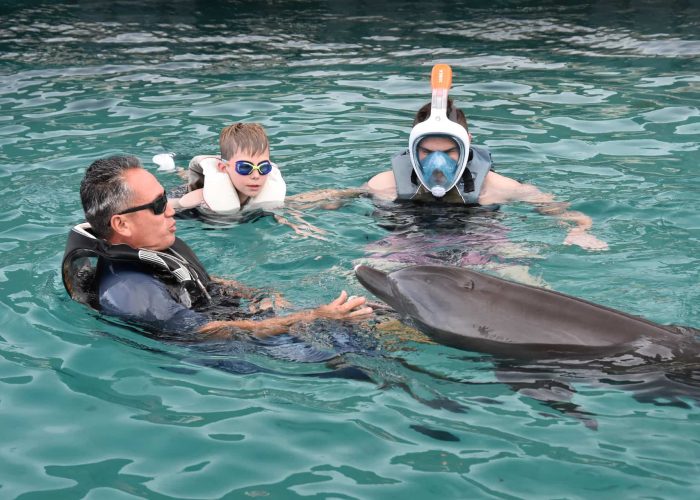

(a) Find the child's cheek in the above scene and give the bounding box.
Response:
[231,174,246,192]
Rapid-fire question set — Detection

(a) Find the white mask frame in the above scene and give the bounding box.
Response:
[408,64,471,197]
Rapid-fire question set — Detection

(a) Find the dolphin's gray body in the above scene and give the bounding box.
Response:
[355,264,700,427]
[355,264,694,359]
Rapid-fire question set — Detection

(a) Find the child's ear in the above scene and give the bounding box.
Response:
[217,160,227,173]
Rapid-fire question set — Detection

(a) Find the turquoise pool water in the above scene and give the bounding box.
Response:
[1,0,699,497]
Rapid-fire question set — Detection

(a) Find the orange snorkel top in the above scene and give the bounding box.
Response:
[430,64,452,117]
[431,63,452,90]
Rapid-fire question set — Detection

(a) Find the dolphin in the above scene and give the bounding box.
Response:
[355,264,697,359]
[355,264,700,427]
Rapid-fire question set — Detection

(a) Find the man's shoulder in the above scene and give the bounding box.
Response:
[367,171,397,201]
[98,261,162,291]
[368,170,395,186]
[97,260,177,317]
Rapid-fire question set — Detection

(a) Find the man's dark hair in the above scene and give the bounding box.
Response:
[79,155,141,239]
[413,98,468,129]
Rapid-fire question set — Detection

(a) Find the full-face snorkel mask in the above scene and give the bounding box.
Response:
[408,64,470,198]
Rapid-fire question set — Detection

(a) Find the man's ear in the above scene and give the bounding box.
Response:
[109,214,132,239]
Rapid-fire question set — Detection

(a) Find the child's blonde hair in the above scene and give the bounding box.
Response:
[219,123,269,160]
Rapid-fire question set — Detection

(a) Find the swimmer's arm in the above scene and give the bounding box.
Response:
[209,276,291,313]
[285,187,370,211]
[198,291,373,338]
[534,202,608,251]
[481,172,608,251]
[273,212,328,241]
[283,170,395,210]
[169,188,204,210]
[209,276,259,298]
[366,171,398,201]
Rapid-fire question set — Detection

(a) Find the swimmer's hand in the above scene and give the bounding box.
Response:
[274,213,329,241]
[564,229,609,251]
[289,222,329,241]
[253,292,292,312]
[272,292,292,309]
[313,291,374,321]
[199,291,371,339]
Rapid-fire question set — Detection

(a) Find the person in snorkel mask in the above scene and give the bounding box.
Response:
[288,64,606,250]
[360,64,608,251]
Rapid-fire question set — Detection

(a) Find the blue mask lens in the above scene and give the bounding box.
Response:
[418,151,458,197]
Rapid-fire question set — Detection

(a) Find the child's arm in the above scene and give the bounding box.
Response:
[169,188,205,210]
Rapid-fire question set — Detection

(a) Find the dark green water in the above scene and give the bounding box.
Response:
[1,1,699,498]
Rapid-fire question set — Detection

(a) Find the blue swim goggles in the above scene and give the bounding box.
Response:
[231,160,273,176]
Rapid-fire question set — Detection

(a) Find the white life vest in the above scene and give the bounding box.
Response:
[183,155,286,214]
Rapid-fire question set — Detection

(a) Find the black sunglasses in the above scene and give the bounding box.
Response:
[117,192,168,215]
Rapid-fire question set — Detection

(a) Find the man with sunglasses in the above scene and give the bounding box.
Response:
[63,155,373,338]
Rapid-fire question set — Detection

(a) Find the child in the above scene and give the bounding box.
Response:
[171,123,286,214]
[167,122,325,239]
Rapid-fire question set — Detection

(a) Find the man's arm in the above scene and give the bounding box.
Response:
[209,276,264,300]
[198,291,373,338]
[283,171,396,210]
[275,187,373,239]
[479,172,608,251]
[273,211,329,241]
[285,187,369,207]
[209,276,291,312]
[103,271,372,339]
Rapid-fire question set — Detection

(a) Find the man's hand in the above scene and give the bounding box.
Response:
[273,213,329,241]
[200,291,373,339]
[564,229,609,251]
[314,291,374,321]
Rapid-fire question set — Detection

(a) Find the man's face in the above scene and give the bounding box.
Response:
[417,136,460,162]
[225,148,271,203]
[115,168,176,251]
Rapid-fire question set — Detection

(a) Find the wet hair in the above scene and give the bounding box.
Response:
[219,123,270,161]
[413,98,468,129]
[80,155,141,239]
